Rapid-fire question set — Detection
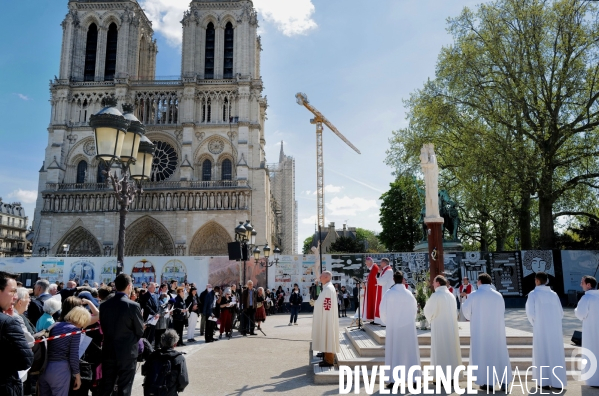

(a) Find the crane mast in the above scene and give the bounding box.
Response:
[296,93,361,229]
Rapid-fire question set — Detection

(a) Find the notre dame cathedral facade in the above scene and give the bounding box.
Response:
[32,0,296,257]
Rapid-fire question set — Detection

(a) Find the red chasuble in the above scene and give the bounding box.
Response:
[361,264,379,321]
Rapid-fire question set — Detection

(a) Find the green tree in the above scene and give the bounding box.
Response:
[387,0,599,249]
[302,235,314,254]
[329,236,364,253]
[378,176,422,251]
[355,228,386,253]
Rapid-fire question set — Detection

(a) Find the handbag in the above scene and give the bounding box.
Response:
[256,302,263,308]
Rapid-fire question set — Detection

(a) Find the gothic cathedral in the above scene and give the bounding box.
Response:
[32,0,296,257]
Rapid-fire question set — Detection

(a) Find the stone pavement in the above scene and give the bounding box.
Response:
[130,308,599,396]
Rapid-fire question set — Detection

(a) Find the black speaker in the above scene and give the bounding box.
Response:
[228,242,242,260]
[572,330,582,346]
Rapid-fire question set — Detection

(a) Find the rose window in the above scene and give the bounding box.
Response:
[151,141,178,182]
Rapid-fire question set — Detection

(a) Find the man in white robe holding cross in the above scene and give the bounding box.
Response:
[312,271,340,367]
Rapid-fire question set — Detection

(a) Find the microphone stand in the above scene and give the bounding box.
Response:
[348,277,364,332]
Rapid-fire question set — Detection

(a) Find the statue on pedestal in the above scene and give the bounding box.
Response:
[420,144,441,221]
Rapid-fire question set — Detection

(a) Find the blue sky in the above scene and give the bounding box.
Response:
[0,0,484,247]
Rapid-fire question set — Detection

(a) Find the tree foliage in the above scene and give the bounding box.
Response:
[329,236,365,253]
[302,236,313,254]
[378,176,422,252]
[386,0,599,249]
[355,228,387,253]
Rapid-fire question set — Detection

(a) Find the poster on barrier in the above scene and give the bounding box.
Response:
[561,250,599,292]
[69,259,96,285]
[489,252,522,296]
[130,258,157,287]
[40,259,65,284]
[100,259,118,285]
[161,259,187,285]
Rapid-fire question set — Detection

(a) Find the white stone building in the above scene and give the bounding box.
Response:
[269,142,297,254]
[0,199,29,257]
[32,0,296,257]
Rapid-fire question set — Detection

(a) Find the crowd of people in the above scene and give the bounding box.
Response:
[0,270,316,396]
[0,272,190,396]
[311,257,599,391]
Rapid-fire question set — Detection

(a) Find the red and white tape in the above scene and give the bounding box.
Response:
[33,326,100,344]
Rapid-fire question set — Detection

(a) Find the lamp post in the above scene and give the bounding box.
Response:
[63,244,70,258]
[235,220,255,285]
[91,97,154,275]
[258,245,280,289]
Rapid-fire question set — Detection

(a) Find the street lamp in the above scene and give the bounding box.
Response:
[258,244,280,289]
[63,244,70,258]
[235,220,258,286]
[91,97,154,275]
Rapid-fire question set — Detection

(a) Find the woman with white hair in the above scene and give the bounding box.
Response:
[36,297,62,332]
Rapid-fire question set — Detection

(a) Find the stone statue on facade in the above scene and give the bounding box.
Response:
[420,144,441,220]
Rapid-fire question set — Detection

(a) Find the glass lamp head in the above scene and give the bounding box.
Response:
[253,246,260,260]
[130,136,155,181]
[90,97,130,162]
[120,104,144,163]
[263,244,271,257]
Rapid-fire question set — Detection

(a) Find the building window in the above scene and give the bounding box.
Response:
[151,141,178,182]
[224,22,234,79]
[202,159,212,181]
[222,98,229,122]
[84,24,98,82]
[104,23,118,81]
[97,161,108,183]
[205,22,215,79]
[202,99,212,123]
[221,159,232,180]
[76,160,88,184]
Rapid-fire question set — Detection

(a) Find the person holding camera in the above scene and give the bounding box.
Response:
[289,284,303,326]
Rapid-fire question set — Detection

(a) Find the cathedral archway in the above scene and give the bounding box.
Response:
[125,216,175,256]
[56,226,102,256]
[189,221,231,256]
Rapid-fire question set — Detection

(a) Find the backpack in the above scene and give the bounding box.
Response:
[142,351,178,396]
[30,329,51,375]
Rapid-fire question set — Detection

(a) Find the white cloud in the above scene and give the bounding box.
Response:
[139,0,317,48]
[253,0,317,36]
[140,0,188,47]
[324,184,343,193]
[15,93,31,101]
[327,196,378,217]
[302,215,317,225]
[8,189,38,204]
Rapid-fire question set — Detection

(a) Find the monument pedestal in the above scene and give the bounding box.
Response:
[425,218,444,284]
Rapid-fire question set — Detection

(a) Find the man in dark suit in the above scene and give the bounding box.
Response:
[59,280,77,301]
[241,280,257,336]
[202,286,220,343]
[140,282,159,344]
[27,279,52,326]
[198,285,209,336]
[100,273,144,396]
[0,272,34,396]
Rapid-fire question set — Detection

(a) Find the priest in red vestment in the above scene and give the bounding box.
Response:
[458,276,473,321]
[362,257,379,322]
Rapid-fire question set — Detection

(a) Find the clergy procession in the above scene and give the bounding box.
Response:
[311,255,599,392]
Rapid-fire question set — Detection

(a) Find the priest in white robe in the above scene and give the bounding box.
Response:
[375,258,394,326]
[574,275,599,387]
[311,271,340,367]
[462,273,512,390]
[526,271,567,389]
[380,270,421,389]
[423,275,462,379]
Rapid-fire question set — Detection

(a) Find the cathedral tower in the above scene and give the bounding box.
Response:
[33,0,293,258]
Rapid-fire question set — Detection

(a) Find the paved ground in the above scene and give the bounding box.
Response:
[130,308,599,396]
